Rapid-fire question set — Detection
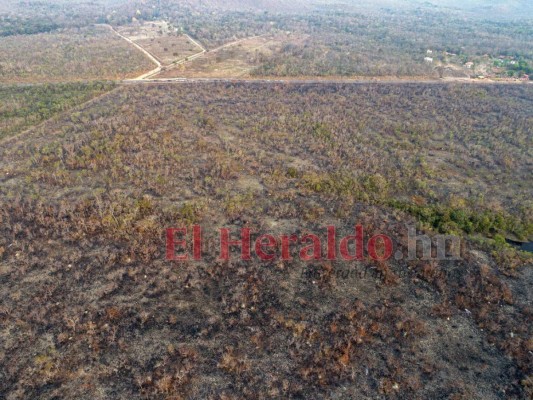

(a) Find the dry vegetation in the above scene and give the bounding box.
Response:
[0,26,154,83]
[0,82,531,399]
[0,2,532,399]
[248,12,532,79]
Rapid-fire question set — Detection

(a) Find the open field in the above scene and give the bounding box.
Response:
[155,33,298,78]
[135,36,202,65]
[116,21,204,66]
[0,26,155,83]
[0,82,531,399]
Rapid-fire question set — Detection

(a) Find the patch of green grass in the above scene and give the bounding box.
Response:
[301,172,361,197]
[311,122,333,143]
[0,81,115,140]
[388,200,532,240]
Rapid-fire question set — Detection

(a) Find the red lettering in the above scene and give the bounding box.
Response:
[281,234,298,260]
[327,225,336,260]
[166,228,188,261]
[193,225,202,260]
[340,225,364,261]
[367,234,393,261]
[300,234,322,261]
[219,228,251,260]
[256,234,278,261]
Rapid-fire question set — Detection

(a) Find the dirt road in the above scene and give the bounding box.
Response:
[170,36,206,68]
[105,24,209,80]
[209,34,269,53]
[184,34,206,53]
[108,26,268,80]
[121,76,532,85]
[161,34,269,76]
[102,24,162,80]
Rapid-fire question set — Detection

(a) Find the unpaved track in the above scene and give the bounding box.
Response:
[184,34,206,53]
[107,28,268,80]
[121,76,532,85]
[101,24,162,80]
[209,34,269,53]
[153,34,269,78]
[167,36,206,70]
[106,24,208,80]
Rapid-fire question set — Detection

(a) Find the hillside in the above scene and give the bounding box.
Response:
[0,1,531,399]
